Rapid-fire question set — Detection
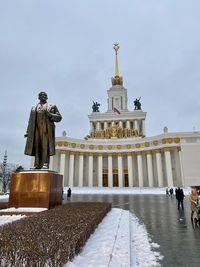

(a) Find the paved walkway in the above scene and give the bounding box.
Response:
[66,194,200,267]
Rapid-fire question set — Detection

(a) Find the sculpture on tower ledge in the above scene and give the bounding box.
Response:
[24,92,62,169]
[134,97,142,110]
[92,101,100,112]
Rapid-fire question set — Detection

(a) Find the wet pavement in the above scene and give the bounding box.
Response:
[65,194,200,267]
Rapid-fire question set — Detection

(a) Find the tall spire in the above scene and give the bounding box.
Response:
[112,43,123,86]
[113,43,120,77]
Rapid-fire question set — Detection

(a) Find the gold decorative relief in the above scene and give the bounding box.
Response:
[108,145,113,150]
[59,150,66,154]
[153,140,158,146]
[135,143,141,149]
[89,145,94,149]
[174,137,180,143]
[98,145,104,150]
[126,144,131,149]
[62,142,68,147]
[117,145,122,150]
[167,138,173,144]
[57,141,63,147]
[80,144,85,149]
[110,125,118,137]
[144,142,150,147]
[71,143,77,148]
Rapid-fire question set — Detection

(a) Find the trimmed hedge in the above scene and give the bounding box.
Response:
[0,202,111,267]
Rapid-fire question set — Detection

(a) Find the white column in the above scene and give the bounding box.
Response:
[111,121,115,126]
[119,121,123,128]
[78,153,84,187]
[104,121,108,130]
[142,120,145,136]
[96,122,101,131]
[108,154,113,187]
[118,154,123,187]
[127,153,133,187]
[146,151,154,187]
[49,156,53,170]
[134,120,139,131]
[90,122,94,133]
[137,152,143,187]
[59,150,66,187]
[155,150,163,187]
[164,148,173,187]
[126,120,130,129]
[68,152,75,187]
[178,147,184,187]
[88,153,93,187]
[97,154,103,187]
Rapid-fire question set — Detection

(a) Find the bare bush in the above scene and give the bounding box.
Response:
[0,202,111,266]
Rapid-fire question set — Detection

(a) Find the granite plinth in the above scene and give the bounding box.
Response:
[8,170,63,209]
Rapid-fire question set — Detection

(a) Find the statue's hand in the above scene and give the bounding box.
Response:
[24,133,28,138]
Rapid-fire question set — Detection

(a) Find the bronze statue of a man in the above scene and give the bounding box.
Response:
[24,92,62,169]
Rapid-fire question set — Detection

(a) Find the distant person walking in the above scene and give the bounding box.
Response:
[175,187,184,210]
[189,188,198,222]
[166,188,169,196]
[67,188,72,201]
[169,188,174,197]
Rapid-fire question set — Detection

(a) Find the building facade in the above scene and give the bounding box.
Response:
[51,45,200,188]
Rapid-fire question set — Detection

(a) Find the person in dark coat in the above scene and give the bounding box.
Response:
[67,188,72,201]
[176,187,184,210]
[24,92,62,169]
[169,188,174,197]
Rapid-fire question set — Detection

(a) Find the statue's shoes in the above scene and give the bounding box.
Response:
[41,164,49,169]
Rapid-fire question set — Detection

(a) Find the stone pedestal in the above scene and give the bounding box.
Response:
[8,170,63,209]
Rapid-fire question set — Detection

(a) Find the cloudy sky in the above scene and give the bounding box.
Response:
[0,0,200,167]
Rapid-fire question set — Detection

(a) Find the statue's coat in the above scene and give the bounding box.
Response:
[24,104,62,157]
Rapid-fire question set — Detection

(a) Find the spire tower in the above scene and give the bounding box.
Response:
[112,43,123,86]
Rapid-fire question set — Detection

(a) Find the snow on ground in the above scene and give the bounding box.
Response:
[0,207,47,213]
[0,195,9,201]
[65,208,163,267]
[64,187,191,196]
[131,213,163,267]
[0,215,26,226]
[0,187,192,201]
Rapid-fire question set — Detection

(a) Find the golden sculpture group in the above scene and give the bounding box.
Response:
[90,125,140,139]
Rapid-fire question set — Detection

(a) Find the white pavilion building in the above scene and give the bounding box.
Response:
[51,45,200,188]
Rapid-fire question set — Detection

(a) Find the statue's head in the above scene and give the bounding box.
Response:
[38,92,48,102]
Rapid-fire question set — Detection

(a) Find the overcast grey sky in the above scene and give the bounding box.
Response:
[0,0,200,166]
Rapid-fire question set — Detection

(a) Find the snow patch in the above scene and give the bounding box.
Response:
[64,187,191,196]
[131,213,163,266]
[0,207,48,213]
[0,215,26,226]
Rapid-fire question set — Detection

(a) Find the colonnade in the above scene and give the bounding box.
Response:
[57,147,182,188]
